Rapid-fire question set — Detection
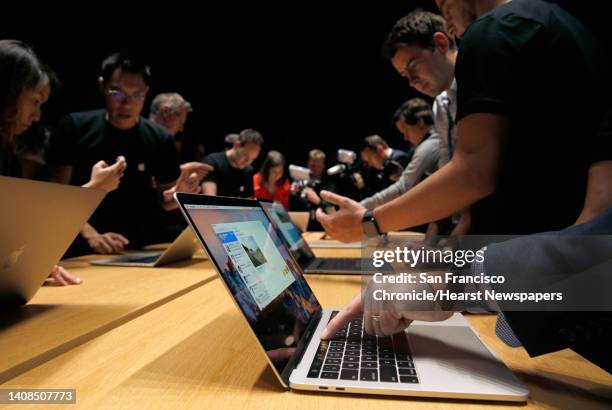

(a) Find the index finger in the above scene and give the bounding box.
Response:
[320,294,363,340]
[319,190,350,207]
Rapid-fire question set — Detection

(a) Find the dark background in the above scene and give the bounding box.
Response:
[1,1,437,169]
[1,1,607,170]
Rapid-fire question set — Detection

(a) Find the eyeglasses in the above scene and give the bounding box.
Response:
[106,88,147,102]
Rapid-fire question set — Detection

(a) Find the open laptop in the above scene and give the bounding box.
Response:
[175,193,528,401]
[288,211,309,232]
[0,176,106,308]
[90,227,202,267]
[259,200,365,274]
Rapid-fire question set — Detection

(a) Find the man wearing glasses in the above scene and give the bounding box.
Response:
[49,53,210,255]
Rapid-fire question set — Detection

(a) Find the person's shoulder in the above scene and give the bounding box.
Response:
[391,148,410,161]
[202,151,226,166]
[463,0,549,41]
[138,117,174,142]
[61,109,105,128]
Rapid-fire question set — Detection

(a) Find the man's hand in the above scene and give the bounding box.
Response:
[167,162,214,197]
[85,156,127,192]
[47,265,82,286]
[352,172,365,190]
[304,187,321,205]
[315,191,367,242]
[321,277,453,339]
[86,232,129,254]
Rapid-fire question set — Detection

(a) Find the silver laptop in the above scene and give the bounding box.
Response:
[260,200,365,274]
[89,227,201,267]
[0,176,106,308]
[175,193,528,402]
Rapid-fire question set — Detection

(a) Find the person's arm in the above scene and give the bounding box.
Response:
[202,181,217,195]
[360,138,439,210]
[374,114,507,232]
[316,114,508,242]
[158,162,213,210]
[575,160,612,225]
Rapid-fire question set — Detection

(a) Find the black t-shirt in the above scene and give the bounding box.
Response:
[48,109,180,248]
[0,147,20,177]
[456,0,612,235]
[361,147,412,198]
[201,151,254,198]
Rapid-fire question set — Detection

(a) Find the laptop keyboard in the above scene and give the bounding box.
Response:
[307,311,418,384]
[317,258,362,271]
[125,254,160,264]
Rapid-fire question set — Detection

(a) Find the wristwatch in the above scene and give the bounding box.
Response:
[362,210,382,238]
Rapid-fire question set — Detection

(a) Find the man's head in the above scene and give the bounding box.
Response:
[393,98,434,145]
[149,93,192,136]
[382,10,457,97]
[99,53,151,131]
[435,0,479,39]
[227,128,264,169]
[224,133,240,150]
[360,135,390,170]
[307,149,326,180]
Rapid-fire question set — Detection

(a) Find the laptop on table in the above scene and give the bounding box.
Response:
[174,193,528,401]
[259,200,365,274]
[89,227,202,267]
[0,176,105,308]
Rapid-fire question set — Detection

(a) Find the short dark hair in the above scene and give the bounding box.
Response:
[393,98,434,125]
[0,40,54,143]
[382,10,456,60]
[224,133,240,149]
[100,52,152,86]
[238,128,264,147]
[360,135,389,152]
[260,150,286,186]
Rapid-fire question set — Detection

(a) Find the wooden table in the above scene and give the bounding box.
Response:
[1,237,610,409]
[0,253,215,384]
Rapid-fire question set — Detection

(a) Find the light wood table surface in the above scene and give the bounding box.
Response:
[0,252,215,384]
[2,271,610,409]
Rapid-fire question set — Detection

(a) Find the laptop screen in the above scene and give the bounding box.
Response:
[181,199,321,378]
[259,201,316,266]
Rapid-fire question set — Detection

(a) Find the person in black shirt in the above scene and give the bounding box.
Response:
[317,0,612,240]
[49,53,211,255]
[316,0,612,374]
[201,128,264,198]
[357,134,411,197]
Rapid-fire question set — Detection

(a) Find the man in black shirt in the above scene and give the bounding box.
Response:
[49,53,210,255]
[357,134,411,196]
[316,0,612,373]
[317,0,612,238]
[201,129,264,198]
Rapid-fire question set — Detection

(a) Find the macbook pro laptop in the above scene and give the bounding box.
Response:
[259,200,365,274]
[89,227,202,267]
[0,176,106,308]
[175,193,528,401]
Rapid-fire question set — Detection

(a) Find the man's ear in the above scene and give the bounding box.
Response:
[433,32,450,53]
[98,77,105,92]
[376,145,386,157]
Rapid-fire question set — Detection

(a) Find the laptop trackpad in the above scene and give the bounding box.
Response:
[408,325,522,390]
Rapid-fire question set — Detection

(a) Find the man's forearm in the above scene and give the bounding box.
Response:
[373,160,491,233]
[80,222,98,240]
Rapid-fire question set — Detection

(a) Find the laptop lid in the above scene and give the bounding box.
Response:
[258,200,317,267]
[175,194,322,387]
[0,176,106,307]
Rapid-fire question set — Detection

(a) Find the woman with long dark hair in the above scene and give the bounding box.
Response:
[253,150,290,209]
